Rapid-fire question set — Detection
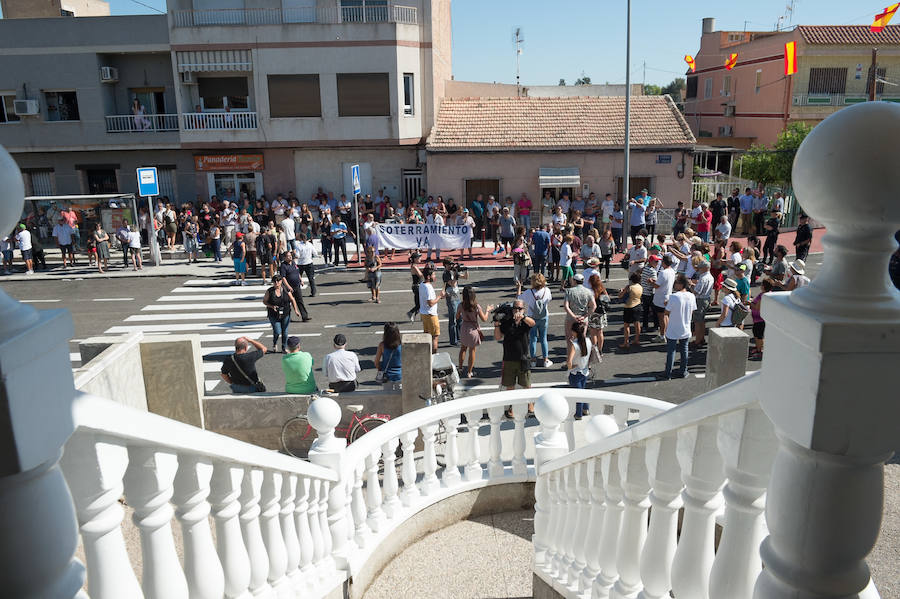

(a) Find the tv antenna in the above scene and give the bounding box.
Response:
[513,27,524,96]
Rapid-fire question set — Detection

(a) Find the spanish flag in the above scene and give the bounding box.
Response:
[725,53,738,70]
[684,55,696,73]
[871,3,899,32]
[784,41,797,76]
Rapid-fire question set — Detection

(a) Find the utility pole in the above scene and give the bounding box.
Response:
[868,48,878,102]
[514,28,524,97]
[624,0,631,220]
[642,60,646,91]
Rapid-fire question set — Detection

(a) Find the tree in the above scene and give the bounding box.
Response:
[558,78,566,86]
[738,122,812,187]
[643,84,662,95]
[574,75,592,86]
[662,77,686,101]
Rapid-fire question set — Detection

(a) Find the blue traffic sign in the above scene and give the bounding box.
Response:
[136,167,159,197]
[351,164,361,195]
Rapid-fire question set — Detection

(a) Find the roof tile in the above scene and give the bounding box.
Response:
[798,24,900,45]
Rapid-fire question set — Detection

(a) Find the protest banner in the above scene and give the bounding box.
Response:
[374,223,470,249]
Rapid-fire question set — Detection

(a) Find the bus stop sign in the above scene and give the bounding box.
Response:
[136,167,159,197]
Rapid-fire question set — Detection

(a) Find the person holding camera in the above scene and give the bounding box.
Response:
[494,299,536,415]
[220,336,267,393]
[406,251,424,321]
[442,257,468,346]
[419,267,446,353]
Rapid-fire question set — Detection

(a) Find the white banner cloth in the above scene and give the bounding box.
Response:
[374,223,470,249]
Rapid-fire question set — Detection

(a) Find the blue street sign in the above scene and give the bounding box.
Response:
[351,164,361,195]
[136,167,159,197]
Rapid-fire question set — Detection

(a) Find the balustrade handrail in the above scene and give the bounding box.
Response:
[540,372,759,475]
[72,392,337,481]
[342,389,673,474]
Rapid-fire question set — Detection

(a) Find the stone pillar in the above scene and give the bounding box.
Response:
[400,332,433,415]
[752,102,900,598]
[139,335,205,428]
[0,144,85,597]
[704,327,750,391]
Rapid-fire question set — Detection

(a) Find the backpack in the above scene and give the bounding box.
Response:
[730,301,751,326]
[164,211,174,225]
[531,289,549,320]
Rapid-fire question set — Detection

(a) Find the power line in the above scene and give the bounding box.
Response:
[129,0,164,14]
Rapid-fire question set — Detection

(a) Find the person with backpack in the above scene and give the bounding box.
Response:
[716,278,749,330]
[520,273,552,368]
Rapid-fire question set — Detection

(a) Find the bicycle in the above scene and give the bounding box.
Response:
[281,394,391,459]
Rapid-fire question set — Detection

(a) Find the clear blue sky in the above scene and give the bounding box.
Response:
[35,0,891,86]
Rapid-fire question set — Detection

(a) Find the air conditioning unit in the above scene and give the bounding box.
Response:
[13,99,39,116]
[181,71,197,85]
[100,66,118,82]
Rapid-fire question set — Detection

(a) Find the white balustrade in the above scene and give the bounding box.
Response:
[210,463,252,599]
[306,479,325,572]
[259,471,290,596]
[294,477,315,580]
[512,403,528,476]
[279,474,302,590]
[559,466,580,586]
[364,450,385,532]
[610,445,650,599]
[441,414,462,487]
[182,111,258,131]
[380,438,402,518]
[594,452,624,599]
[579,458,605,595]
[399,430,420,505]
[350,463,369,548]
[239,469,273,598]
[173,456,225,599]
[567,461,591,591]
[419,422,441,494]
[464,410,484,481]
[105,114,179,133]
[487,406,505,477]
[638,434,682,599]
[544,471,564,578]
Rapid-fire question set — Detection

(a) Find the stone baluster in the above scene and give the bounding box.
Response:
[294,477,315,580]
[543,471,564,579]
[306,479,325,571]
[365,450,385,533]
[752,103,900,599]
[669,422,724,599]
[563,397,577,450]
[280,474,301,589]
[487,406,506,478]
[419,422,441,494]
[259,471,290,596]
[707,407,776,599]
[380,438,402,518]
[567,461,592,592]
[317,481,334,570]
[209,463,252,599]
[123,447,189,599]
[238,468,273,598]
[350,463,369,548]
[638,433,683,599]
[307,396,349,570]
[593,451,624,599]
[511,403,528,476]
[532,391,570,571]
[61,436,142,599]
[464,410,484,481]
[610,445,650,599]
[399,430,421,506]
[558,466,581,585]
[441,414,462,487]
[172,455,225,599]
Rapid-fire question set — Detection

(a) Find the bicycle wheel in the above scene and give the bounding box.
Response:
[281,416,313,459]
[349,416,389,444]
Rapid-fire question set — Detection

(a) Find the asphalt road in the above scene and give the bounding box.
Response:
[2,253,826,404]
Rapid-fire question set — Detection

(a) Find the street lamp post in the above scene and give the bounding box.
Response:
[623,0,632,225]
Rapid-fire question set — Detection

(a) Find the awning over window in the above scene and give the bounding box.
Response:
[539,167,580,187]
[177,50,252,72]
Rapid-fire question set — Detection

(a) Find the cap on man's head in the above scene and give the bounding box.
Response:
[573,273,584,282]
[649,254,661,263]
[235,232,244,238]
[641,188,648,193]
[18,224,26,230]
[635,235,645,242]
[286,336,301,350]
[333,334,347,346]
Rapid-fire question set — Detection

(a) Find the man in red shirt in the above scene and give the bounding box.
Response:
[694,202,712,243]
[516,193,532,230]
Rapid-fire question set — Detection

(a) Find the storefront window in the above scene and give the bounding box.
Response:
[214,172,258,204]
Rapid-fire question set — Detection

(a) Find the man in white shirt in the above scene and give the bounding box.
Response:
[662,274,697,379]
[53,218,75,268]
[294,235,316,296]
[626,235,648,275]
[715,214,732,241]
[600,193,615,231]
[557,193,571,217]
[280,213,297,253]
[581,257,602,288]
[271,195,287,217]
[419,267,445,353]
[15,224,34,274]
[323,334,361,392]
[221,204,237,247]
[691,260,714,347]
[650,255,676,342]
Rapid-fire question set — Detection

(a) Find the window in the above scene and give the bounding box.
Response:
[336,73,390,117]
[198,77,249,111]
[45,91,79,121]
[807,67,847,94]
[0,95,19,123]
[756,69,763,92]
[704,78,713,99]
[402,73,414,115]
[29,170,54,196]
[685,76,698,99]
[86,169,118,194]
[157,168,176,200]
[722,75,731,96]
[867,66,887,96]
[267,75,321,117]
[728,32,743,42]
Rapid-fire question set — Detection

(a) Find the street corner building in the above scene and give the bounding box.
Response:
[424,95,696,221]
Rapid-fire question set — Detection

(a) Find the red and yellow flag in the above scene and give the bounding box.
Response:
[684,55,696,73]
[871,3,899,32]
[784,41,797,75]
[724,53,738,70]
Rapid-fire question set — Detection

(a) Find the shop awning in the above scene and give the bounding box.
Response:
[539,167,580,187]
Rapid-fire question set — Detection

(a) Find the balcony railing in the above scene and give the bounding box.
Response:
[182,111,258,131]
[105,114,179,133]
[792,93,900,107]
[172,3,417,27]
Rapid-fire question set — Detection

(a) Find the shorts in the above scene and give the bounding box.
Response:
[59,244,73,256]
[693,298,710,324]
[21,249,33,261]
[129,247,141,255]
[514,263,529,283]
[752,321,766,339]
[623,306,642,324]
[421,313,440,337]
[500,236,514,246]
[233,258,247,273]
[1,250,12,261]
[501,360,531,388]
[602,215,611,224]
[653,303,667,315]
[560,265,575,280]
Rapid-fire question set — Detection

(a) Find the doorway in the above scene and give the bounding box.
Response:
[209,172,263,205]
[616,177,652,202]
[465,179,500,208]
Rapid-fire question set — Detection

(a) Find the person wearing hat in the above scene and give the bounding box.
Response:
[626,235,648,276]
[794,213,812,261]
[581,256,602,288]
[230,231,247,285]
[778,259,810,292]
[716,278,746,330]
[461,207,476,259]
[734,262,751,303]
[15,224,34,275]
[323,334,360,393]
[278,251,311,322]
[691,260,714,347]
[640,254,661,332]
[282,336,316,394]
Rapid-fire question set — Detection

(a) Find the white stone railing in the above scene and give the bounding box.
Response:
[172,3,417,27]
[105,114,179,133]
[182,111,258,131]
[61,393,344,599]
[305,388,672,578]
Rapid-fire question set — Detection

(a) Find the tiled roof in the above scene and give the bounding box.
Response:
[426,95,696,151]
[798,25,900,45]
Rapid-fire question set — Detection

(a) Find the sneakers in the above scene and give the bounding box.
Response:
[543,358,553,368]
[653,335,666,343]
[25,270,34,275]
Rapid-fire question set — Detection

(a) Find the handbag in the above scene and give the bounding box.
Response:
[230,355,266,392]
[375,348,395,383]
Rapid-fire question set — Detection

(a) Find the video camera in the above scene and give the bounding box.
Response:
[491,302,515,323]
[444,260,468,273]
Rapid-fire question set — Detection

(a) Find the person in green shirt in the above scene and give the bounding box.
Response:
[282,336,317,394]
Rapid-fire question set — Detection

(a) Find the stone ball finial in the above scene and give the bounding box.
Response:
[307,395,341,434]
[534,390,569,428]
[0,145,25,237]
[584,415,619,444]
[792,102,900,228]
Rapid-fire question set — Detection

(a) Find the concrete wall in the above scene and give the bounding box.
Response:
[74,333,148,411]
[1,0,108,18]
[291,147,416,203]
[139,335,205,428]
[426,149,694,210]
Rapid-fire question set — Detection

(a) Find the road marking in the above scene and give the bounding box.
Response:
[158,294,265,302]
[202,362,223,373]
[105,322,270,334]
[315,289,410,296]
[125,311,268,322]
[92,298,134,302]
[21,299,61,303]
[70,352,81,362]
[456,381,567,393]
[205,380,222,392]
[597,376,659,384]
[142,303,265,311]
[175,284,272,293]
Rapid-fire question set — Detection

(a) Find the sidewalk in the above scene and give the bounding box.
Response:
[1,228,825,282]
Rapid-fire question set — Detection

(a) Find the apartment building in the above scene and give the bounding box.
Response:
[684,17,900,149]
[0,0,450,205]
[0,0,110,18]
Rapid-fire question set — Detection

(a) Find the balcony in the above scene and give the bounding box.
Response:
[172,3,417,27]
[105,114,179,133]
[792,93,900,106]
[182,111,258,131]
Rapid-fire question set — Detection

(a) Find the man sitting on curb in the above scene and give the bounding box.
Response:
[282,336,317,394]
[323,334,361,393]
[220,336,267,393]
